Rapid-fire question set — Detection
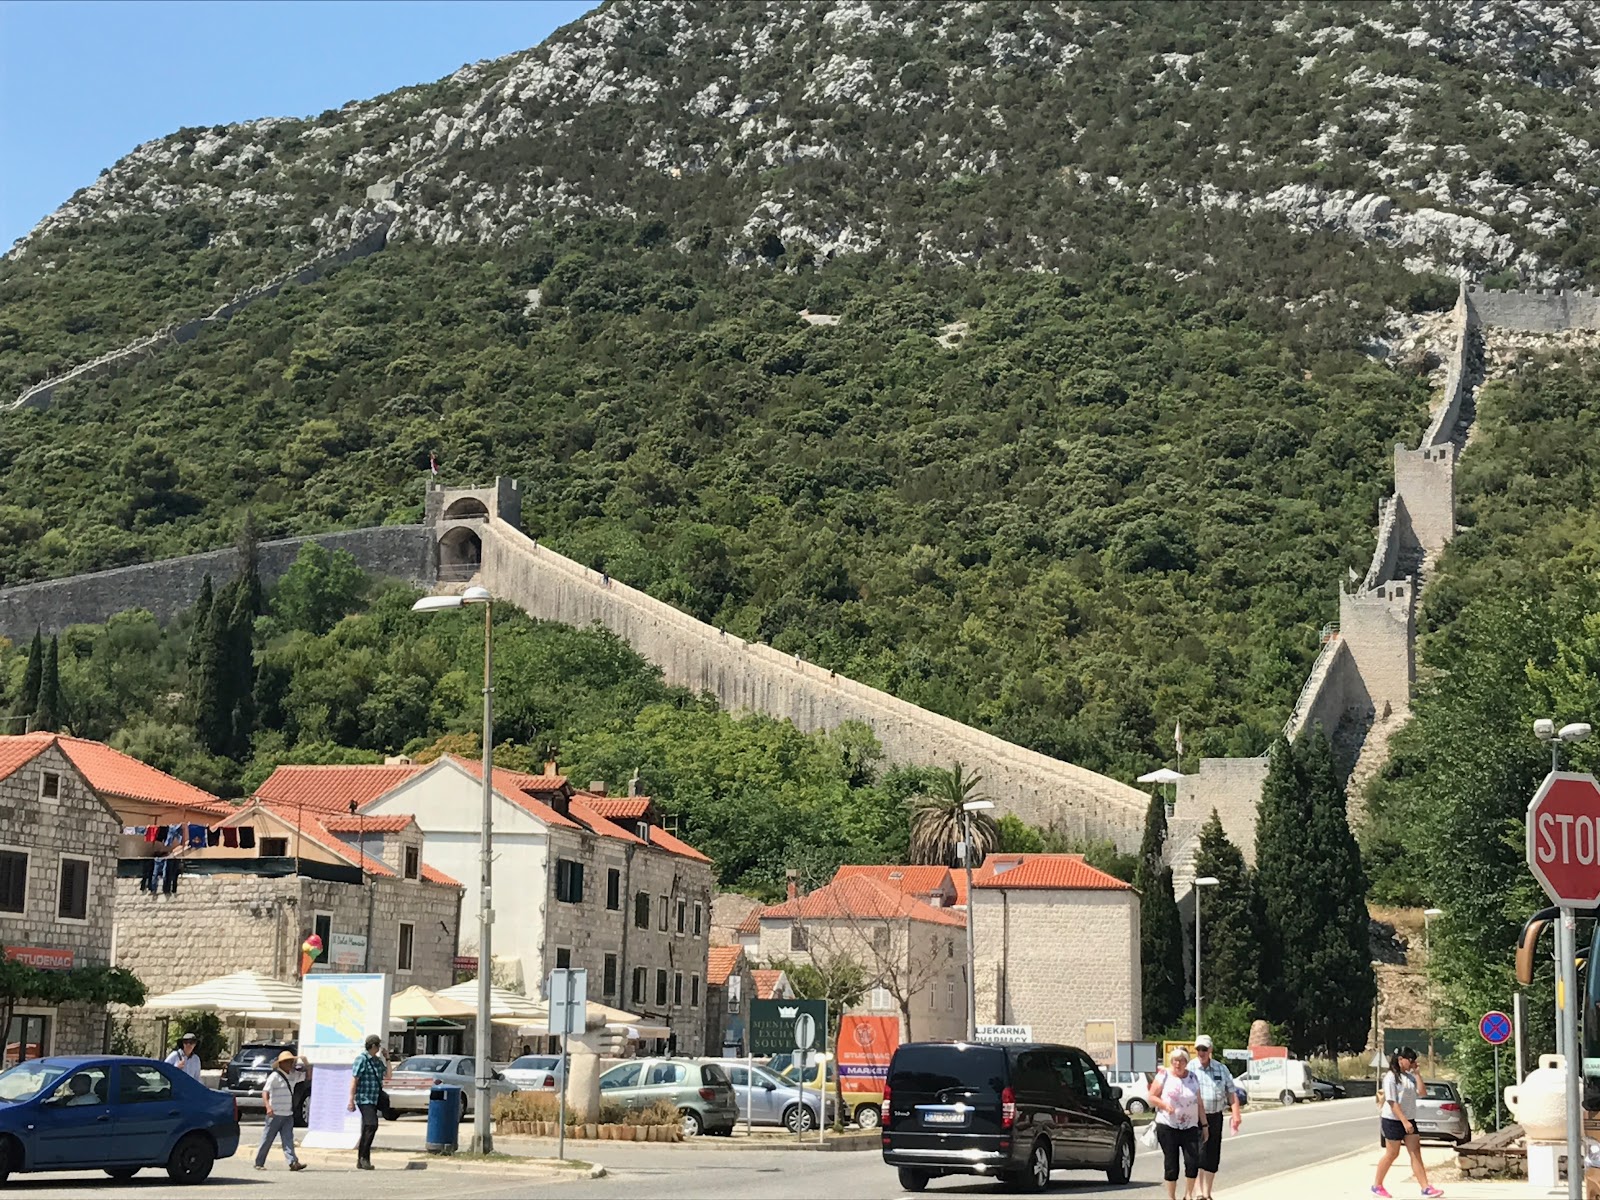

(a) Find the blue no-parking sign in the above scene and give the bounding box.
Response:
[1479,1010,1512,1045]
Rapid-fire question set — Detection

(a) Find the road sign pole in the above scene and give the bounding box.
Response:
[1563,908,1582,1200]
[1494,1044,1501,1131]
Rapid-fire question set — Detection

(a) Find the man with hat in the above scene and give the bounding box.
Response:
[256,1050,306,1171]
[1192,1035,1242,1200]
[165,1032,203,1081]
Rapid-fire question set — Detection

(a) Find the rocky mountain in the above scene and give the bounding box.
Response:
[1,1,1597,781]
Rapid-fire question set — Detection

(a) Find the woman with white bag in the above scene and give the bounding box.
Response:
[1147,1047,1206,1200]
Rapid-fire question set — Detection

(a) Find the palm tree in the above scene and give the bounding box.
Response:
[909,762,998,867]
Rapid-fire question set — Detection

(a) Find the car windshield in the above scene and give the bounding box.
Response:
[235,1047,284,1066]
[0,1060,69,1103]
[1422,1083,1455,1100]
[397,1058,454,1073]
[509,1057,559,1071]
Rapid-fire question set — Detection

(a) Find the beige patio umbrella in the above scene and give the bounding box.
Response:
[140,970,303,1017]
[389,985,476,1021]
[435,980,543,1019]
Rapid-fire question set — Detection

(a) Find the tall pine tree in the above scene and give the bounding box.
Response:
[19,629,43,717]
[1254,731,1375,1054]
[1135,790,1186,1032]
[191,582,229,756]
[1193,809,1260,1011]
[185,574,213,682]
[34,636,62,733]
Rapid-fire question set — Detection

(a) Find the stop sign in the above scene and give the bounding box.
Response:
[1526,772,1600,905]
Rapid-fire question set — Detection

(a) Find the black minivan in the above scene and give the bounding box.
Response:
[882,1041,1135,1192]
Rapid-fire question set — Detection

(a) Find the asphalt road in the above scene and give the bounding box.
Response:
[5,1097,1381,1198]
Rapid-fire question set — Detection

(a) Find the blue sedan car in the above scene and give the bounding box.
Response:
[0,1056,240,1184]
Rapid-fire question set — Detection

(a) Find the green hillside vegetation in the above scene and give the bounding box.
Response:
[0,237,1435,780]
[1361,351,1600,1114]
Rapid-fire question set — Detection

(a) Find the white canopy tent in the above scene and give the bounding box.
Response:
[1136,768,1185,785]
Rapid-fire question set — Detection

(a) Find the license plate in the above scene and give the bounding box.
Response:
[924,1111,964,1124]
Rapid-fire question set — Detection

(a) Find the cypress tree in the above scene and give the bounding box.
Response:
[1135,790,1185,1032]
[34,636,62,733]
[185,574,213,682]
[191,581,230,755]
[1254,731,1376,1054]
[1193,809,1260,1011]
[224,579,258,758]
[19,629,43,716]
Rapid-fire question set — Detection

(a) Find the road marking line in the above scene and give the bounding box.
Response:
[1232,1114,1374,1141]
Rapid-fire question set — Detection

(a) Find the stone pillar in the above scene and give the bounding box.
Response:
[562,1027,608,1125]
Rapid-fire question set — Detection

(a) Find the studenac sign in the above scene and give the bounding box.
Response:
[749,999,828,1057]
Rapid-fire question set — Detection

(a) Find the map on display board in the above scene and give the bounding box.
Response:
[299,973,390,1150]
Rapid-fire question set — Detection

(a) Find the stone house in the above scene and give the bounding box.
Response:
[704,945,754,1055]
[753,871,967,1043]
[113,801,464,1034]
[255,757,716,1055]
[0,734,127,1060]
[969,854,1141,1047]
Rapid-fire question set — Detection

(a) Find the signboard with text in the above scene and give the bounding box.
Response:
[1526,772,1600,906]
[838,1015,898,1102]
[976,1024,1033,1045]
[299,973,390,1151]
[4,947,72,970]
[1083,1020,1117,1066]
[750,999,827,1057]
[329,933,366,970]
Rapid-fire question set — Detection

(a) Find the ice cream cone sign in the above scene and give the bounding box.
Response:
[300,934,323,977]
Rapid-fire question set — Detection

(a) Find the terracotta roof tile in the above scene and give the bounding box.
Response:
[567,798,644,845]
[706,946,743,988]
[736,909,762,935]
[759,875,965,928]
[0,733,233,816]
[951,871,969,907]
[451,757,568,793]
[586,797,652,821]
[421,863,462,888]
[256,763,423,813]
[752,970,786,1000]
[319,814,415,834]
[638,824,711,864]
[244,803,396,877]
[833,865,954,895]
[970,854,1132,892]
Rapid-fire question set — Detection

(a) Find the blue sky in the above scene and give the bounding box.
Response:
[0,0,598,248]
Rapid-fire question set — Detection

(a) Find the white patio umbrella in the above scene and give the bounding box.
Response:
[390,985,477,1021]
[140,970,303,1018]
[1137,768,1185,785]
[435,980,542,1020]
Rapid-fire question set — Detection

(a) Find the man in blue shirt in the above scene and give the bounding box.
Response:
[347,1035,389,1170]
[1192,1035,1242,1200]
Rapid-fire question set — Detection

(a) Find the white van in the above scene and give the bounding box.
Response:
[1235,1057,1315,1105]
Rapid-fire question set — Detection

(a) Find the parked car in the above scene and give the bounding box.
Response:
[501,1055,563,1092]
[384,1055,513,1119]
[1310,1074,1347,1101]
[1235,1057,1317,1105]
[223,1041,310,1126]
[1414,1080,1471,1144]
[882,1041,1134,1193]
[1107,1070,1153,1113]
[0,1056,240,1184]
[714,1060,835,1131]
[767,1052,883,1127]
[598,1058,739,1137]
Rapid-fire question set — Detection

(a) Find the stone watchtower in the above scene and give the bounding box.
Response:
[423,477,521,583]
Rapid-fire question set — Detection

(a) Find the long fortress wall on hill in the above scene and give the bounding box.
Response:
[0,526,429,637]
[476,515,1150,848]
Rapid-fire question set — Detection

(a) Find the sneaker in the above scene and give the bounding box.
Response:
[255,1164,266,1171]
[1421,1190,1444,1198]
[357,1160,375,1171]
[1371,1189,1392,1198]
[289,1161,307,1171]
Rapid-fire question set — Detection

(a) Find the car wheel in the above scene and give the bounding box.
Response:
[0,1135,14,1184]
[680,1108,703,1137]
[784,1103,816,1133]
[1126,1098,1150,1114]
[293,1085,310,1128]
[458,1092,469,1124]
[105,1167,141,1180]
[1009,1138,1052,1193]
[854,1103,881,1129]
[1280,1089,1297,1106]
[166,1133,216,1185]
[1107,1128,1134,1185]
[897,1167,930,1192]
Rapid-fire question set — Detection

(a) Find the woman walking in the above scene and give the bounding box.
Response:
[1373,1046,1443,1197]
[1149,1046,1206,1200]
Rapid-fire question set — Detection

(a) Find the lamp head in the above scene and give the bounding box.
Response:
[1424,907,1444,918]
[1535,718,1556,741]
[961,800,996,813]
[461,585,491,604]
[1194,876,1220,887]
[1559,722,1593,744]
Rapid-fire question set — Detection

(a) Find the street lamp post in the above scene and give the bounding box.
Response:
[414,585,495,1153]
[961,799,995,1041]
[1534,717,1592,1200]
[1193,877,1219,1041]
[1423,908,1443,1069]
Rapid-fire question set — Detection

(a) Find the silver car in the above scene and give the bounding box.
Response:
[1414,1079,1471,1144]
[713,1060,837,1131]
[384,1055,514,1118]
[501,1054,563,1092]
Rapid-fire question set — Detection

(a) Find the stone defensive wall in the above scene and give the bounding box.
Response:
[0,525,428,639]
[478,517,1150,849]
[10,218,392,412]
[1465,285,1600,333]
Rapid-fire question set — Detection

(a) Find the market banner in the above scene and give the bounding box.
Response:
[838,1015,898,1100]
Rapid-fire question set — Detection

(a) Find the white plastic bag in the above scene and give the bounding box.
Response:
[1140,1120,1160,1150]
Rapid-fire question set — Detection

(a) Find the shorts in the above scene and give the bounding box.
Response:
[1380,1117,1409,1142]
